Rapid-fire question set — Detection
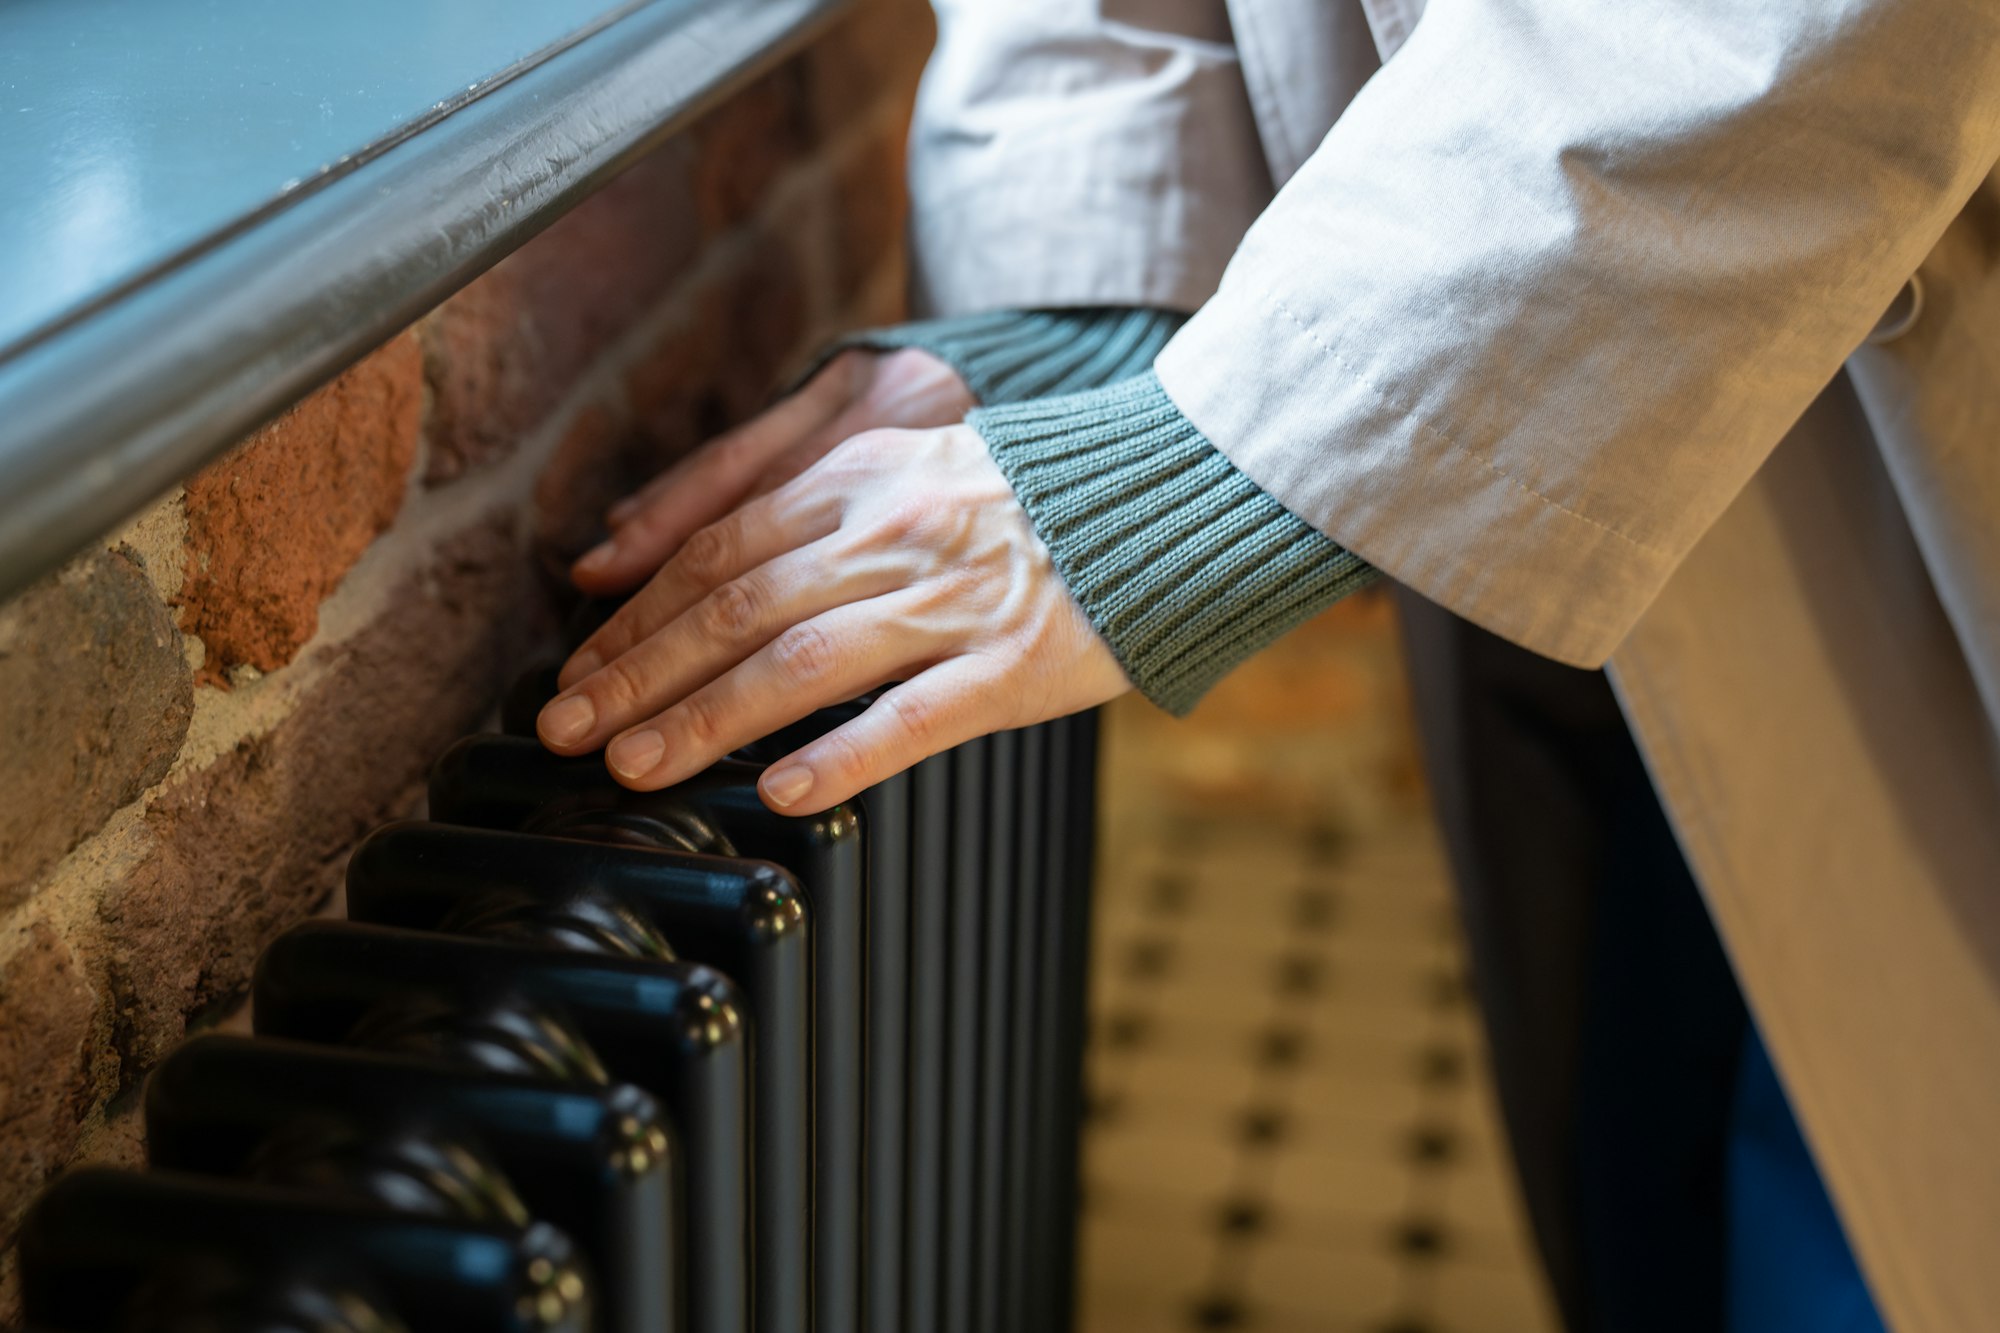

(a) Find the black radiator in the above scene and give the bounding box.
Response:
[19,650,1100,1333]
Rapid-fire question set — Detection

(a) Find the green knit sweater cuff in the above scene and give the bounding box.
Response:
[970,372,1381,715]
[834,307,1185,405]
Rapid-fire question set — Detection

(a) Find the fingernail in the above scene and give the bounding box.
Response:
[763,764,814,808]
[538,694,596,747]
[607,497,638,526]
[564,647,602,682]
[608,729,666,780]
[574,542,617,576]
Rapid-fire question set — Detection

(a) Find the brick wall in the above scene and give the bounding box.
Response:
[0,0,932,1308]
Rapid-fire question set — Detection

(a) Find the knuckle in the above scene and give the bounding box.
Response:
[824,347,871,391]
[674,691,728,752]
[582,611,637,663]
[881,346,939,379]
[835,429,895,470]
[884,689,941,749]
[702,579,763,643]
[814,727,874,787]
[877,497,937,544]
[678,522,737,586]
[771,623,840,688]
[592,651,652,712]
[571,632,618,678]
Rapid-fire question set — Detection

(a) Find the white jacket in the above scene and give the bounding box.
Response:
[906,1,2000,1328]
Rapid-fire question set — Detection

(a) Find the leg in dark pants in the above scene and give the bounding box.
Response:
[1395,589,1746,1333]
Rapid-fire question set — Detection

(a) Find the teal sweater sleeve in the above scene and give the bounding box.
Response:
[833,307,1184,404]
[969,372,1380,715]
[836,308,1379,713]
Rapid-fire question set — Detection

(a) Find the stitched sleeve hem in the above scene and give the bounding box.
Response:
[969,371,1380,714]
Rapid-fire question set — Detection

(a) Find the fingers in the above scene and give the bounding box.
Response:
[572,355,859,593]
[754,659,1005,813]
[748,349,981,501]
[560,478,842,690]
[586,590,958,793]
[746,397,893,501]
[539,534,908,754]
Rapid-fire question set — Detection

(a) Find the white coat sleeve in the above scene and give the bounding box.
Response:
[907,0,1274,315]
[1153,0,2000,666]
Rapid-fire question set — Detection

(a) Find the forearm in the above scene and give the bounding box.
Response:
[1154,0,2000,667]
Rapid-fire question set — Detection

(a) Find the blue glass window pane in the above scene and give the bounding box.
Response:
[0,0,661,353]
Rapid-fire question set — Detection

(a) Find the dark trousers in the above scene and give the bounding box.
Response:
[1396,589,1748,1333]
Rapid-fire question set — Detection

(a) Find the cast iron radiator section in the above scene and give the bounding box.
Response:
[18,626,1101,1333]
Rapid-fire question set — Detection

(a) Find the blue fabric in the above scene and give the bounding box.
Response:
[1726,1027,1888,1333]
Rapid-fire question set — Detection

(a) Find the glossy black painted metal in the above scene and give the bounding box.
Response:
[902,748,952,1332]
[19,1169,591,1332]
[1031,718,1067,1325]
[145,1034,676,1333]
[999,723,1048,1333]
[942,736,988,1333]
[428,735,863,1333]
[346,818,809,1333]
[973,727,1020,1333]
[254,920,749,1333]
[732,699,914,1333]
[1049,712,1102,1329]
[13,640,1102,1333]
[855,768,911,1333]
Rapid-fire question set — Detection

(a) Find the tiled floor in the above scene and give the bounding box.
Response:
[1079,591,1562,1333]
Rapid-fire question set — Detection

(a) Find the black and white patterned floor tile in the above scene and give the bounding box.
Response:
[1080,661,1560,1333]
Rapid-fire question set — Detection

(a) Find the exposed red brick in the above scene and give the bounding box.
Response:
[801,0,935,130]
[102,518,547,1073]
[0,12,943,1303]
[425,144,704,484]
[0,922,106,1249]
[620,316,733,509]
[700,229,812,418]
[534,405,646,563]
[177,335,423,679]
[625,312,725,429]
[512,145,706,403]
[537,273,813,564]
[422,271,540,485]
[619,226,812,465]
[842,253,911,330]
[424,19,915,489]
[831,126,911,306]
[0,549,193,907]
[692,67,810,237]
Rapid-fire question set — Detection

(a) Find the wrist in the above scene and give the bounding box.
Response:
[969,372,1378,713]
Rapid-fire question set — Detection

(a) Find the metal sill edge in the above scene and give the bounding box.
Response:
[0,0,850,604]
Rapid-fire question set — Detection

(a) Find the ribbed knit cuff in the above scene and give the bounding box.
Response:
[834,307,1185,405]
[970,372,1381,714]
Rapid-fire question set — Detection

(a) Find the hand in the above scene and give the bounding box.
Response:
[535,424,1132,813]
[570,347,977,594]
